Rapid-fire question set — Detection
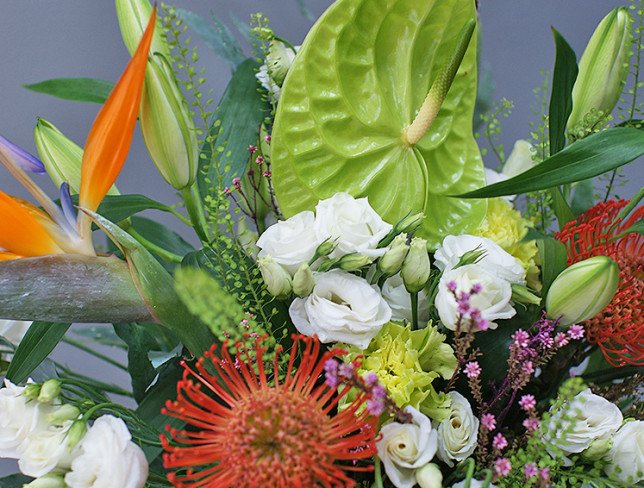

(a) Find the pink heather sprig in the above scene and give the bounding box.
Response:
[492,433,508,451]
[493,457,512,477]
[481,413,496,431]
[323,358,411,423]
[524,463,538,479]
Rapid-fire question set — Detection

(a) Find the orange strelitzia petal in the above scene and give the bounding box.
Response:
[0,192,64,257]
[0,251,22,261]
[79,7,156,215]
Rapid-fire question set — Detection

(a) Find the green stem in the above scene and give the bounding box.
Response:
[603,169,617,202]
[166,206,192,226]
[128,228,183,264]
[181,185,210,243]
[411,292,419,330]
[62,337,128,372]
[374,456,384,488]
[60,373,133,398]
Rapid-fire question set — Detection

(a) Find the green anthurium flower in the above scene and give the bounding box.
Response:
[271,0,486,248]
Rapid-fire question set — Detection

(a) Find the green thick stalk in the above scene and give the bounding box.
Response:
[181,184,210,243]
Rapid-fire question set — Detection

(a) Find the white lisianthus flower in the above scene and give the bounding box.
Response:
[19,421,75,478]
[0,379,48,459]
[314,192,393,259]
[435,235,526,285]
[604,420,643,484]
[257,210,319,275]
[503,140,536,177]
[256,41,298,102]
[544,388,623,465]
[289,270,391,349]
[377,406,438,488]
[484,168,513,203]
[65,415,148,488]
[436,391,479,467]
[435,265,515,331]
[0,320,31,346]
[381,274,430,327]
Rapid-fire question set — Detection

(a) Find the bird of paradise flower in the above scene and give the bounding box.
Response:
[0,7,157,261]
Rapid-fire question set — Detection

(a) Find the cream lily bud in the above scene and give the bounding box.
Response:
[378,233,410,277]
[37,379,61,403]
[511,284,541,306]
[546,256,619,326]
[66,420,88,449]
[338,253,373,271]
[24,473,66,488]
[48,404,81,425]
[401,237,431,293]
[568,7,631,130]
[292,263,315,297]
[115,0,169,58]
[258,256,292,299]
[140,55,199,189]
[416,463,443,488]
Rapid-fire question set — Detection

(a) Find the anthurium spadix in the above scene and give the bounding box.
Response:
[0,8,156,258]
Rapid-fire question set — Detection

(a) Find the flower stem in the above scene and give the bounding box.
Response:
[128,228,183,263]
[410,292,419,330]
[61,337,128,372]
[181,184,210,243]
[374,456,384,488]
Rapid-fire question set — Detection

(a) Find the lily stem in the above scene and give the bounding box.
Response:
[181,184,211,243]
[61,337,128,372]
[127,228,183,264]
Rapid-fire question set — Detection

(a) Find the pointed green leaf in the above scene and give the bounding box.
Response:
[538,237,568,297]
[23,77,114,104]
[113,323,160,403]
[6,322,70,383]
[549,28,578,156]
[460,128,644,198]
[271,0,486,248]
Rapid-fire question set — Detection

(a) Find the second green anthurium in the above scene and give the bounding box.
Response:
[271,0,486,248]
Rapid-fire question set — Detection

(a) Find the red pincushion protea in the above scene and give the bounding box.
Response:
[556,199,643,366]
[161,335,378,487]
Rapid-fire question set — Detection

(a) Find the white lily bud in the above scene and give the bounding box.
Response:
[115,0,169,58]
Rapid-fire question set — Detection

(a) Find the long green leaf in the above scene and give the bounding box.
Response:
[0,474,33,487]
[460,128,644,198]
[198,58,268,195]
[113,323,160,403]
[23,77,114,104]
[549,28,578,155]
[537,237,568,298]
[6,322,70,383]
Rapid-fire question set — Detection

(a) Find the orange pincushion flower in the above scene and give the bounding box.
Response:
[161,335,378,487]
[556,199,643,366]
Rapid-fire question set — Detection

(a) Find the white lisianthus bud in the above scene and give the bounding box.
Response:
[582,437,612,461]
[47,404,81,425]
[289,270,391,349]
[257,211,319,275]
[436,392,478,467]
[415,462,443,488]
[24,473,66,488]
[543,388,623,465]
[401,237,431,293]
[378,234,410,277]
[292,263,315,297]
[337,253,373,271]
[546,256,619,326]
[377,406,438,488]
[394,212,425,235]
[258,256,292,299]
[604,420,644,484]
[256,41,298,100]
[64,415,148,488]
[314,193,393,259]
[37,379,61,404]
[568,7,632,131]
[66,420,88,450]
[19,422,75,478]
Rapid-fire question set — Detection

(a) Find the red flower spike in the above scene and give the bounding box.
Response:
[556,200,643,366]
[161,335,378,487]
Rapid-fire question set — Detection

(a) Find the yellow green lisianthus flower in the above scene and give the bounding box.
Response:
[343,322,457,421]
[474,198,541,291]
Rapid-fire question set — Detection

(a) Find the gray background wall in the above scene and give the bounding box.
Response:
[0,0,639,477]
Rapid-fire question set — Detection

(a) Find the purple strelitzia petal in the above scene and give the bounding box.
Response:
[0,134,46,174]
[59,182,77,229]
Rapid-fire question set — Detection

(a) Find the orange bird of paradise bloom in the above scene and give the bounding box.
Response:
[0,7,156,261]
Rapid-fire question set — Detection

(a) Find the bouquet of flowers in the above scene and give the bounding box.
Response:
[0,0,642,487]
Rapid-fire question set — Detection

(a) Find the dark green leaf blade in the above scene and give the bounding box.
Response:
[549,28,578,156]
[23,78,114,104]
[0,474,33,487]
[128,216,195,257]
[113,323,160,403]
[537,237,568,297]
[460,128,644,198]
[198,58,268,195]
[6,322,71,383]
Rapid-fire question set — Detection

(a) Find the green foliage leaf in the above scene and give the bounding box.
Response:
[23,77,114,104]
[198,59,268,195]
[460,128,644,198]
[96,194,178,222]
[570,179,595,216]
[549,29,578,156]
[0,474,33,487]
[537,237,568,297]
[6,322,70,383]
[176,8,246,70]
[271,0,486,248]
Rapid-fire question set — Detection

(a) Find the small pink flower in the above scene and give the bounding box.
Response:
[513,329,530,348]
[481,413,496,431]
[492,433,508,451]
[264,135,272,143]
[554,332,569,347]
[446,280,457,292]
[524,463,538,479]
[255,156,265,165]
[518,394,536,412]
[522,417,540,432]
[248,145,257,154]
[539,467,550,481]
[464,361,482,379]
[568,324,585,340]
[522,361,535,375]
[263,170,272,178]
[494,457,512,477]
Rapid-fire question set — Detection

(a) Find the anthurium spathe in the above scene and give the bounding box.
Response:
[0,7,157,258]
